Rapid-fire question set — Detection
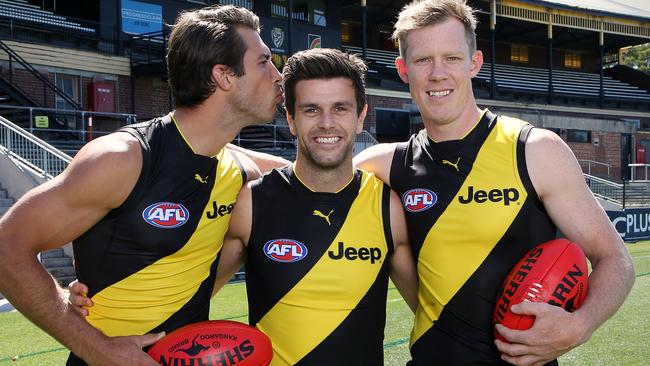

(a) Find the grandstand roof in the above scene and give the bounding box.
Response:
[527,1,650,22]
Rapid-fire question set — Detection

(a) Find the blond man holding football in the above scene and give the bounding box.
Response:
[354,0,634,365]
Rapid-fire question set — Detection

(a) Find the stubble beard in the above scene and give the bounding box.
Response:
[233,89,277,126]
[298,138,352,172]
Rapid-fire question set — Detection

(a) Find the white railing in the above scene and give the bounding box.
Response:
[353,130,378,155]
[0,104,137,141]
[0,115,71,178]
[584,174,623,203]
[578,159,611,179]
[235,124,295,149]
[629,163,650,181]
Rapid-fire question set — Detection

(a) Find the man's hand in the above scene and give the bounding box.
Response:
[67,280,166,365]
[68,280,93,317]
[494,301,589,366]
[88,332,165,366]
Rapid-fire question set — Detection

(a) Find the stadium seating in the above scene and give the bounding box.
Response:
[0,0,95,34]
[342,45,650,103]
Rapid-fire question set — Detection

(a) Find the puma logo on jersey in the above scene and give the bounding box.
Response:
[458,186,520,206]
[441,157,461,172]
[328,242,382,264]
[194,174,208,184]
[313,209,333,226]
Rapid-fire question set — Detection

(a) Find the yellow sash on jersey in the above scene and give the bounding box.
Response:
[257,173,388,366]
[411,117,529,345]
[87,149,243,336]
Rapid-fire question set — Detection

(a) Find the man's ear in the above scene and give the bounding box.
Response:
[356,104,368,134]
[286,111,297,136]
[470,50,484,78]
[212,64,235,91]
[396,57,409,83]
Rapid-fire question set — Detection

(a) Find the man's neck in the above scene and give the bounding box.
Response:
[293,159,355,193]
[424,106,484,142]
[172,103,243,157]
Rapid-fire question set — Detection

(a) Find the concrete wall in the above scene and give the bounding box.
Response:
[0,150,73,257]
[0,149,47,199]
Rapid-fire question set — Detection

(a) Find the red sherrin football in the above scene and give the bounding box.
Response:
[493,238,588,341]
[147,320,273,366]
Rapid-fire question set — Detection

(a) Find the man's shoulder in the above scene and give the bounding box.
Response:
[248,165,291,190]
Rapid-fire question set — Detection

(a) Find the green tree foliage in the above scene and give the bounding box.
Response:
[621,43,650,73]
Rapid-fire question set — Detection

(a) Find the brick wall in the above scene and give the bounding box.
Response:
[1,67,55,107]
[118,75,132,115]
[567,132,621,181]
[132,77,171,121]
[365,94,412,133]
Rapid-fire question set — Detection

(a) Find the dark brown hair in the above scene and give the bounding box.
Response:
[282,48,367,116]
[167,5,259,108]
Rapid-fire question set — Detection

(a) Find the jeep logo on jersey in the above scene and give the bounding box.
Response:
[402,188,437,212]
[142,202,189,228]
[328,242,382,264]
[263,239,308,263]
[458,186,520,206]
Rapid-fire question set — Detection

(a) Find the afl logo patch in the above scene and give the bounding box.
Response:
[263,239,308,263]
[402,188,437,212]
[142,202,189,228]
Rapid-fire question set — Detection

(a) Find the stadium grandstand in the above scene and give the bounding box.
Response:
[0,0,649,284]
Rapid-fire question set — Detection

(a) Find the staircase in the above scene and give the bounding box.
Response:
[1,115,76,287]
[40,248,76,287]
[585,174,650,207]
[0,181,76,288]
[0,185,15,218]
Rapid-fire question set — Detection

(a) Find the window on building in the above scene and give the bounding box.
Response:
[510,44,529,63]
[272,0,326,26]
[55,74,80,111]
[566,129,591,143]
[313,8,326,26]
[341,22,350,44]
[564,52,582,69]
[218,0,253,10]
[293,2,309,22]
[547,127,561,136]
[271,0,288,18]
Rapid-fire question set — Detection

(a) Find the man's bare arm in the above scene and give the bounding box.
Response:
[227,143,290,174]
[387,190,418,313]
[214,183,253,295]
[0,133,162,366]
[353,143,398,185]
[495,128,635,366]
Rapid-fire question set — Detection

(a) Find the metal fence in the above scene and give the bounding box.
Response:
[354,130,378,155]
[0,115,71,178]
[578,159,611,180]
[629,164,650,181]
[0,104,137,142]
[585,174,623,203]
[585,174,650,208]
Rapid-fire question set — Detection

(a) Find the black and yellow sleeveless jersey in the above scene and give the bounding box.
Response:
[246,166,394,366]
[390,110,557,365]
[72,114,245,338]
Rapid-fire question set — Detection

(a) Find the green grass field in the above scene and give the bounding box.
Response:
[1,242,649,365]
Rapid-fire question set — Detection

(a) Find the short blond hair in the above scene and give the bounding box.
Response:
[392,0,477,59]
